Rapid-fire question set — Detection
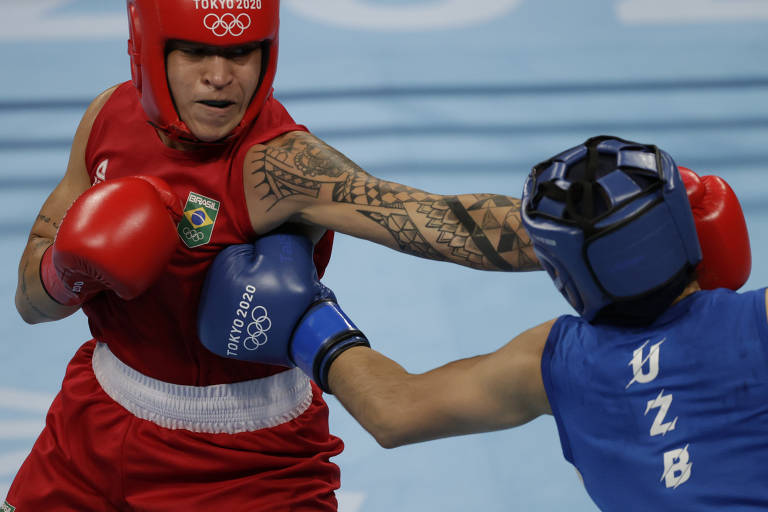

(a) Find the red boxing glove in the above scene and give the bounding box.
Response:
[679,166,751,290]
[41,176,182,306]
[313,230,334,279]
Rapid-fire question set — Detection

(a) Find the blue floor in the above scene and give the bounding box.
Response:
[1,1,767,510]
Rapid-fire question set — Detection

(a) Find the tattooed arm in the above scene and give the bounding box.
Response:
[15,87,116,324]
[244,131,539,271]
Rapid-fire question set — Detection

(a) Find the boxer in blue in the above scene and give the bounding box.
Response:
[199,136,763,511]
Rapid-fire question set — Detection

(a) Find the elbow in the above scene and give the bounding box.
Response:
[372,431,408,450]
[368,422,408,450]
[15,295,37,325]
[18,314,37,326]
[15,292,50,325]
[366,417,399,449]
[374,437,398,450]
[16,304,41,325]
[361,398,416,450]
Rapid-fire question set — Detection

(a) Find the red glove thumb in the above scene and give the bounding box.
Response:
[134,175,183,223]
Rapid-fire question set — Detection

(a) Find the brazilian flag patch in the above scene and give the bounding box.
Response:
[178,192,220,248]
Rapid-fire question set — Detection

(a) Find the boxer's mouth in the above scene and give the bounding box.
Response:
[198,100,236,108]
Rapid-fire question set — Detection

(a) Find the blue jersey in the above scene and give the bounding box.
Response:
[541,288,768,511]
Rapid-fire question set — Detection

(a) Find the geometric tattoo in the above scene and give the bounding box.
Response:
[357,210,446,261]
[247,132,539,271]
[250,149,321,208]
[444,195,538,271]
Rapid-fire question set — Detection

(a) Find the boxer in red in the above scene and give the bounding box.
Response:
[10,1,538,510]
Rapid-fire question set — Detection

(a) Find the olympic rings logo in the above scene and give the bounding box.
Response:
[203,13,252,37]
[182,226,205,242]
[244,306,271,350]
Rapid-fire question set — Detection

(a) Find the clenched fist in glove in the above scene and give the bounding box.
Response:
[679,166,751,290]
[198,232,369,393]
[41,175,182,306]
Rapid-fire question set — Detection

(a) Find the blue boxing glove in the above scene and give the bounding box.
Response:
[197,232,369,392]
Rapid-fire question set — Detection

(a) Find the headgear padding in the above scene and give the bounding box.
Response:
[522,136,702,322]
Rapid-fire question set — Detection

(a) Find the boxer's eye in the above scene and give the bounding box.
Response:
[181,48,207,57]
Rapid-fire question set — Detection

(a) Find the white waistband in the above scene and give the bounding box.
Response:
[91,342,313,434]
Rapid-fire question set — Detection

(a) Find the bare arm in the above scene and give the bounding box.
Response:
[327,319,556,448]
[244,131,539,271]
[15,86,118,324]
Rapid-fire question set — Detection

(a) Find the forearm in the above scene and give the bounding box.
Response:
[248,132,541,271]
[303,188,539,271]
[328,347,501,448]
[15,235,80,324]
[429,192,540,271]
[328,346,420,448]
[328,334,552,448]
[334,176,542,270]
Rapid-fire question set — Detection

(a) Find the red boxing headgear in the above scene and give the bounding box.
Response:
[127,0,279,142]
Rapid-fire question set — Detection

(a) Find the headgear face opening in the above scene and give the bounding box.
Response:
[521,136,702,323]
[127,0,279,143]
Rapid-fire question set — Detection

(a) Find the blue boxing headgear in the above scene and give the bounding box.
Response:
[521,136,702,324]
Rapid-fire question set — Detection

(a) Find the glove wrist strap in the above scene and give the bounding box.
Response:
[291,300,371,393]
[40,246,84,307]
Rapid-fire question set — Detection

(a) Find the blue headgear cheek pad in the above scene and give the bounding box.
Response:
[530,232,585,315]
[521,136,702,322]
[521,173,590,317]
[587,201,690,297]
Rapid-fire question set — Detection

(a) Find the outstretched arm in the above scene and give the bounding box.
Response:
[195,229,552,446]
[326,319,555,448]
[244,130,539,271]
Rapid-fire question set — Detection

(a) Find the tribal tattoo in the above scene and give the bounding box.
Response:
[357,210,447,262]
[443,195,539,271]
[250,148,322,207]
[249,132,538,271]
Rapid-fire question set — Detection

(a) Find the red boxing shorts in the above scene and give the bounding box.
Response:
[5,340,343,511]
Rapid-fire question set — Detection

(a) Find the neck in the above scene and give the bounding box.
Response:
[672,280,701,305]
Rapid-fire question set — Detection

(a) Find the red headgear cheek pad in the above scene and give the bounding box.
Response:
[127,0,279,142]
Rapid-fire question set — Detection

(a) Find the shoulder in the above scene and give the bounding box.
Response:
[237,95,309,153]
[546,314,585,341]
[524,317,560,340]
[244,130,320,164]
[686,287,765,314]
[92,84,122,109]
[89,84,122,116]
[500,318,560,367]
[78,84,122,134]
[263,129,318,149]
[723,287,768,325]
[540,314,603,365]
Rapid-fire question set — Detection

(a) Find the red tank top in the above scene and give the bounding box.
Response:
[83,82,333,385]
